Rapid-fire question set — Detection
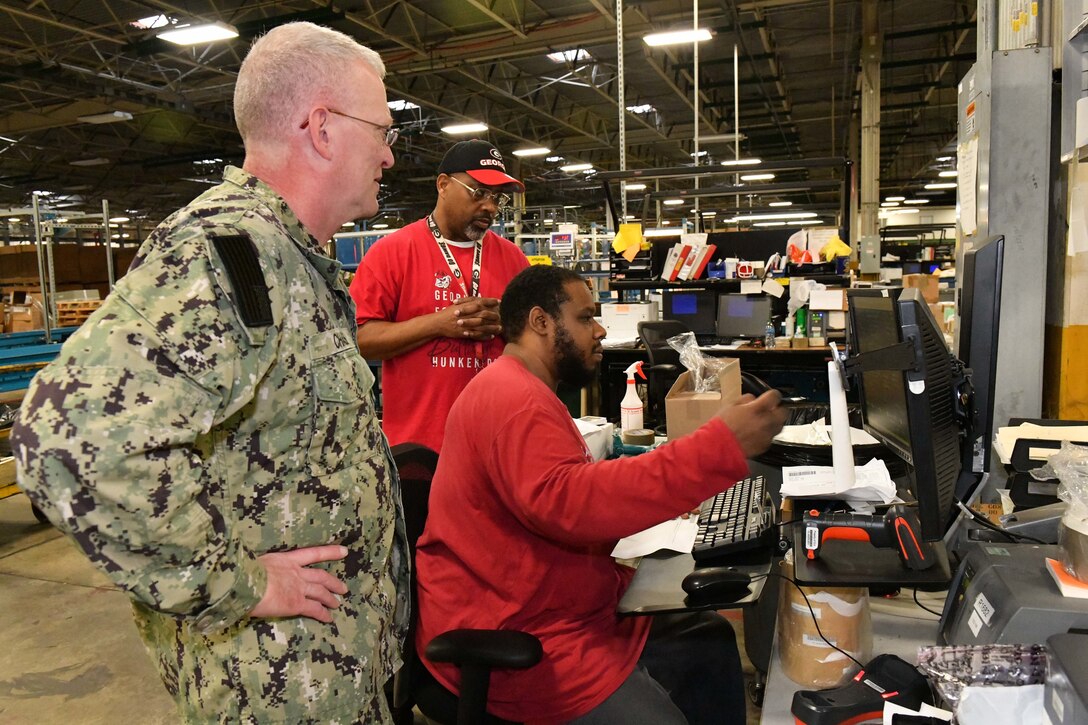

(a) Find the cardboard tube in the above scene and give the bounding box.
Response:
[827,360,856,489]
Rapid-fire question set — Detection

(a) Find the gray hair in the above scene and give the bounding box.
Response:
[234,22,386,148]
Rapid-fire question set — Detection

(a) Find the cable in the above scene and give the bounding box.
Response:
[750,571,866,671]
[955,501,1046,545]
[912,588,944,617]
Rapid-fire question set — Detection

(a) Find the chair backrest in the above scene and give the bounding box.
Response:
[392,442,440,551]
[637,320,690,367]
[390,442,440,720]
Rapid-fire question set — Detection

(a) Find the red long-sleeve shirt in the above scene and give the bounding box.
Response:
[415,355,750,723]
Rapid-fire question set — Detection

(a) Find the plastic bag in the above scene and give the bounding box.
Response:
[1032,441,1088,520]
[916,644,1047,708]
[666,332,731,393]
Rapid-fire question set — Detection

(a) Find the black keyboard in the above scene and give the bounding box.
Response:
[692,474,775,563]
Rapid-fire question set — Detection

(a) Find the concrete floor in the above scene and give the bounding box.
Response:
[0,493,176,724]
[0,490,763,724]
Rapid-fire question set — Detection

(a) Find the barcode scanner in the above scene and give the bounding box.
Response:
[802,505,935,571]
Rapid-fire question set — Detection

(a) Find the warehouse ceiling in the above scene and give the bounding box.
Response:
[0,0,974,235]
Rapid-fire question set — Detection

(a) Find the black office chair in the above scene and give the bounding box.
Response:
[637,320,690,433]
[390,443,543,725]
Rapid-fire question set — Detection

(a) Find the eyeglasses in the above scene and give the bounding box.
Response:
[302,108,399,146]
[448,175,512,209]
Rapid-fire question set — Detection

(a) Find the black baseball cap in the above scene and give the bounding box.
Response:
[437,139,524,192]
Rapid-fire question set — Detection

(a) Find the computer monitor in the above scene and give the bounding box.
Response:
[716,294,772,339]
[662,290,717,336]
[846,288,964,541]
[957,236,1004,480]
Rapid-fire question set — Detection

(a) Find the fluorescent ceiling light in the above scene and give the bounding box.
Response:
[720,158,761,166]
[623,214,636,220]
[626,104,656,114]
[731,211,818,222]
[7,217,20,222]
[700,211,715,216]
[547,49,591,63]
[624,183,647,191]
[702,133,746,144]
[108,216,130,222]
[754,221,786,227]
[885,196,906,202]
[158,22,239,46]
[341,221,355,228]
[769,201,792,207]
[644,228,680,236]
[441,122,488,134]
[690,151,708,158]
[373,223,389,229]
[545,155,564,162]
[388,100,419,111]
[560,163,593,172]
[512,147,551,157]
[77,111,133,124]
[882,208,920,215]
[661,220,671,225]
[663,199,685,206]
[904,198,930,204]
[644,28,713,46]
[740,173,775,181]
[795,220,825,225]
[880,202,899,207]
[132,15,171,30]
[924,182,957,189]
[69,157,111,166]
[937,156,953,162]
[54,218,68,224]
[938,170,958,178]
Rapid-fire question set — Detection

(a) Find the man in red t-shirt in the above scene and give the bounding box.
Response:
[416,265,787,723]
[349,140,529,452]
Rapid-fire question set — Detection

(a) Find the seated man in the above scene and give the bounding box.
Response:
[415,265,787,723]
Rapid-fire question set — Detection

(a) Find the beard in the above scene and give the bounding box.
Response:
[463,215,493,241]
[555,324,597,388]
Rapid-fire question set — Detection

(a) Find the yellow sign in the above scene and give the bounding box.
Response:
[526,255,552,266]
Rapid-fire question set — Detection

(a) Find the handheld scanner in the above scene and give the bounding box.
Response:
[802,506,934,570]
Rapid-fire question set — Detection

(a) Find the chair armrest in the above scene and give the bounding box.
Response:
[425,629,543,670]
[645,363,679,375]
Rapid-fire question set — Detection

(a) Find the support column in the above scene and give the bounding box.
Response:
[857,0,882,273]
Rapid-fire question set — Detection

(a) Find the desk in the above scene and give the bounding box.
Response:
[599,344,840,418]
[618,551,771,615]
[760,605,942,723]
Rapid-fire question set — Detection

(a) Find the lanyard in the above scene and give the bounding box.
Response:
[427,215,481,299]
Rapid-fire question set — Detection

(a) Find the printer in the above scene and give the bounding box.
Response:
[600,302,658,340]
[939,543,1088,645]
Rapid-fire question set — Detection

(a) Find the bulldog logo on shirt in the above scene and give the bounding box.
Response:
[435,273,452,289]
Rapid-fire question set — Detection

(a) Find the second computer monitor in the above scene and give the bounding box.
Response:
[662,290,718,336]
[717,294,772,339]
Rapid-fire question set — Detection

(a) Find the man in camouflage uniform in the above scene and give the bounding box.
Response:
[11,22,408,723]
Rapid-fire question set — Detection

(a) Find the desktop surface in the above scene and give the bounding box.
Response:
[617,551,771,615]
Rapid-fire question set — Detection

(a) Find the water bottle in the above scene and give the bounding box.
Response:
[764,321,776,349]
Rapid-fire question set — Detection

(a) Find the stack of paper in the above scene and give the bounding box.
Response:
[780,458,898,512]
[611,517,698,559]
[993,422,1088,465]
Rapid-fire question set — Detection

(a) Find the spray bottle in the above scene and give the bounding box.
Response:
[620,361,647,432]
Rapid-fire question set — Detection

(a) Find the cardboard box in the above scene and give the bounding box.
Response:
[665,359,742,440]
[8,302,43,332]
[808,288,848,311]
[903,273,939,304]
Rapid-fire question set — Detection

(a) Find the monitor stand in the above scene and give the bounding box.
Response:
[791,527,952,588]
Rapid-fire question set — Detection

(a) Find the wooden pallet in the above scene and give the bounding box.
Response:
[55,300,103,313]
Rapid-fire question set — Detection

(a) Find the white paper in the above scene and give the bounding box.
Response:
[956,684,1045,725]
[611,517,699,559]
[993,423,1088,465]
[883,701,953,725]
[959,136,978,237]
[773,423,880,447]
[762,278,785,298]
[781,458,898,504]
[740,280,763,294]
